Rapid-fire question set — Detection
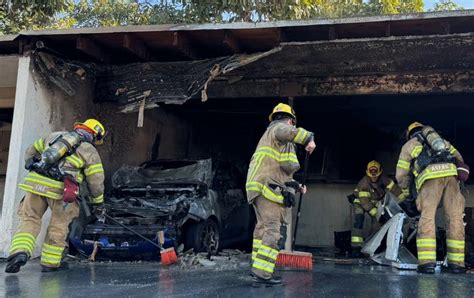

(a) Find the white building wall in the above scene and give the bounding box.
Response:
[0,56,91,257]
[0,56,55,257]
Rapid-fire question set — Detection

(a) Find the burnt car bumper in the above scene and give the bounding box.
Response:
[70,224,177,261]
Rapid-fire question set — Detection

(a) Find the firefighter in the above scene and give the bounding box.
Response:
[5,119,106,273]
[247,103,316,287]
[350,160,404,257]
[396,122,465,274]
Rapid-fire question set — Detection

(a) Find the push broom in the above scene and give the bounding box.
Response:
[276,151,313,270]
[103,213,178,265]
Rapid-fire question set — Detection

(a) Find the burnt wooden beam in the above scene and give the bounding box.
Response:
[123,34,153,61]
[172,32,198,59]
[273,28,286,43]
[18,37,38,54]
[328,26,337,40]
[441,20,451,34]
[76,36,106,62]
[385,23,391,37]
[223,31,241,53]
[207,71,474,98]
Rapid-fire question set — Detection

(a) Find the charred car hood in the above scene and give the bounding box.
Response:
[106,184,208,225]
[111,159,212,188]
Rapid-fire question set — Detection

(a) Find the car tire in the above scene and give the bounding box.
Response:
[185,219,220,254]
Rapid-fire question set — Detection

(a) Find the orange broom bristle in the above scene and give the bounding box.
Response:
[160,247,178,265]
[276,250,313,271]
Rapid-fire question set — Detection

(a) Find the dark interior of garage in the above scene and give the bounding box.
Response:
[168,93,474,186]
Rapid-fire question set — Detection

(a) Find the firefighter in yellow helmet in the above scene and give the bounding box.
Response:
[350,160,403,257]
[5,119,106,274]
[247,103,316,287]
[396,122,466,274]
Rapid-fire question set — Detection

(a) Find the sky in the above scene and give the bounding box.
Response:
[424,0,474,9]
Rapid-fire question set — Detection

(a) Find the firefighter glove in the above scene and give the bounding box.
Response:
[283,190,296,208]
[25,157,40,170]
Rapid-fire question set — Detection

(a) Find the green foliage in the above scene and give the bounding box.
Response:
[431,0,464,11]
[0,0,72,34]
[1,0,463,34]
[70,0,151,28]
[364,0,424,15]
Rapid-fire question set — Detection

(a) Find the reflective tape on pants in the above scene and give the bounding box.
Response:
[418,251,436,261]
[417,238,436,248]
[252,258,275,274]
[447,252,464,262]
[447,239,465,249]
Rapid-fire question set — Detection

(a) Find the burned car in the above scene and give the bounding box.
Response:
[70,159,253,260]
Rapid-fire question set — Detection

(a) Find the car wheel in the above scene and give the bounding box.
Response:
[185,219,220,254]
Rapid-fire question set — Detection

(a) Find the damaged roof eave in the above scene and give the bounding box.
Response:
[17,9,474,36]
[92,48,282,112]
[1,10,473,62]
[91,31,474,109]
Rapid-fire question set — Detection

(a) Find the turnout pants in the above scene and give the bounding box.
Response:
[251,196,286,279]
[9,192,80,268]
[351,204,380,248]
[416,176,465,266]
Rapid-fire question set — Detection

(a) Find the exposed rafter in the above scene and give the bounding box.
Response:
[76,36,106,62]
[172,32,198,59]
[123,34,153,61]
[223,31,241,54]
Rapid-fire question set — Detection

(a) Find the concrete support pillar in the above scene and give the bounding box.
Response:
[0,56,54,257]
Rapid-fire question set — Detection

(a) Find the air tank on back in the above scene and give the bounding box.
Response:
[36,131,82,169]
[421,126,446,153]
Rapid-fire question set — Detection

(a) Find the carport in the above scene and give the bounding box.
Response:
[1,10,474,258]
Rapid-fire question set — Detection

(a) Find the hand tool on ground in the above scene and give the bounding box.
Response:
[102,212,177,265]
[276,151,313,270]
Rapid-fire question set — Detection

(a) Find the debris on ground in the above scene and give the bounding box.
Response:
[65,248,251,271]
[177,249,250,270]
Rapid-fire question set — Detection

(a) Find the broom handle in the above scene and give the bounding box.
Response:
[103,213,163,250]
[292,151,310,251]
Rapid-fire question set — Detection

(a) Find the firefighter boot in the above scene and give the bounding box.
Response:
[252,275,283,288]
[442,264,466,274]
[41,261,69,273]
[417,263,436,274]
[5,252,28,274]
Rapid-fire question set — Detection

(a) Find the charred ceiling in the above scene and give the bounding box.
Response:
[93,33,474,110]
[31,32,474,113]
[208,33,474,98]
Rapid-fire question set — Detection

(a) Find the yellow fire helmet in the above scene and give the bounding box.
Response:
[74,118,106,145]
[268,103,297,122]
[407,121,424,139]
[366,160,382,178]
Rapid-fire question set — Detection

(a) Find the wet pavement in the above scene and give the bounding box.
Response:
[1,259,474,297]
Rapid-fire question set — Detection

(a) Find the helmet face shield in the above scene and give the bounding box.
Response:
[368,167,380,178]
[74,118,106,145]
[407,121,424,140]
[366,160,382,178]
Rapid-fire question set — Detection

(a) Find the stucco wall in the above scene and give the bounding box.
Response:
[293,183,474,247]
[0,56,192,256]
[294,183,354,247]
[0,57,68,256]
